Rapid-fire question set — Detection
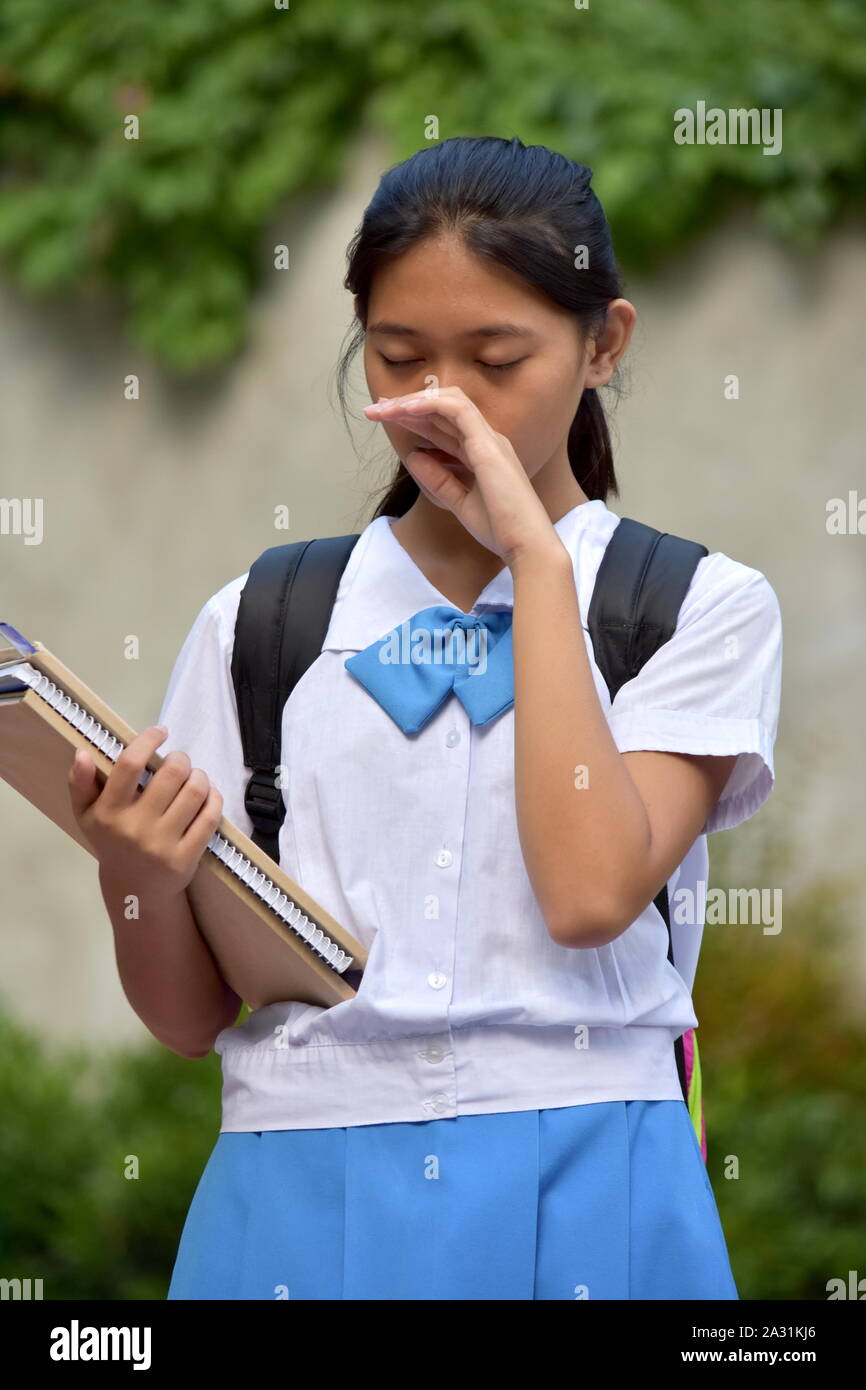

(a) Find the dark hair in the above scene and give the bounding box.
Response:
[335,135,626,521]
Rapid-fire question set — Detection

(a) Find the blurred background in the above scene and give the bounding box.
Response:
[0,0,864,1299]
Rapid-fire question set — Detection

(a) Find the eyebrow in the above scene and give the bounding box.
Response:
[367,320,538,341]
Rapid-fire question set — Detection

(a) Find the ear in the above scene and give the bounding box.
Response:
[353,295,363,323]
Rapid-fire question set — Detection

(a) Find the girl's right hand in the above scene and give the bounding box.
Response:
[68,725,224,902]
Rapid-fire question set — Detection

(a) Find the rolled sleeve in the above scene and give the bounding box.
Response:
[155,575,253,840]
[605,560,782,835]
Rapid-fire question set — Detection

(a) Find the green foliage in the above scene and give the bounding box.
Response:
[0,1016,223,1299]
[696,817,866,1300]
[1,0,864,369]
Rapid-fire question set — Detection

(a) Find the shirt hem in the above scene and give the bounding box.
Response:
[214,1022,688,1132]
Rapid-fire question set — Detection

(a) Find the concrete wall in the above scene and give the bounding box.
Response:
[2,129,863,1046]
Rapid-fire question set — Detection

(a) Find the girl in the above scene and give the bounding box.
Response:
[70,135,781,1300]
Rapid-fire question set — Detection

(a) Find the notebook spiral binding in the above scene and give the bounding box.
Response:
[10,662,355,976]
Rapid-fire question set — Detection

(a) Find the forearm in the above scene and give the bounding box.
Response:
[99,864,242,1057]
[510,539,653,947]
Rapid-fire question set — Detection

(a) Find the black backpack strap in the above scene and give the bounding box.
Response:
[587,516,709,1105]
[231,534,361,862]
[586,516,709,704]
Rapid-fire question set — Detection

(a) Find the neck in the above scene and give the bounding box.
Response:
[391,456,591,571]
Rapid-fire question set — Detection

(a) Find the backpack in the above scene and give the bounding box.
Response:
[230,516,709,1159]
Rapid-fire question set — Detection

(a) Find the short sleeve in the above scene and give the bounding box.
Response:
[154,575,255,840]
[604,558,782,834]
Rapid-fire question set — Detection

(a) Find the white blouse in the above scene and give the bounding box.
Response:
[156,498,782,1132]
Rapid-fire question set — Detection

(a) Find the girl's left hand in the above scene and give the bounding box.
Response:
[364,386,559,567]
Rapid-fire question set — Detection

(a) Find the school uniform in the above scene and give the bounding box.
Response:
[158,498,782,1300]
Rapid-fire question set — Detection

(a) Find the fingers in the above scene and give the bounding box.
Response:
[141,747,196,818]
[157,764,219,841]
[177,782,225,861]
[367,386,485,437]
[379,405,462,446]
[405,450,473,508]
[95,726,170,814]
[67,746,101,819]
[404,419,456,453]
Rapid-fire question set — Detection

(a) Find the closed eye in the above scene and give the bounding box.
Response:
[379,355,525,373]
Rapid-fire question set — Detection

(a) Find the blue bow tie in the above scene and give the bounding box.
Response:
[344,604,514,734]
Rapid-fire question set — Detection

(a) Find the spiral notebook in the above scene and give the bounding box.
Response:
[0,620,367,1011]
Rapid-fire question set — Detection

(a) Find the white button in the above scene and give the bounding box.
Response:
[445,729,461,748]
[435,848,453,868]
[423,1045,445,1063]
[429,1092,449,1113]
[427,971,447,989]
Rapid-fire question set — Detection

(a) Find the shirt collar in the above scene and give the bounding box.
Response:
[322,498,611,654]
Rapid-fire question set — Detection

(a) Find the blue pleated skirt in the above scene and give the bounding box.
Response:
[167,1098,738,1300]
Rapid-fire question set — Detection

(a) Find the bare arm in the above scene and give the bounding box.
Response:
[99,867,242,1059]
[71,725,243,1058]
[511,540,736,948]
